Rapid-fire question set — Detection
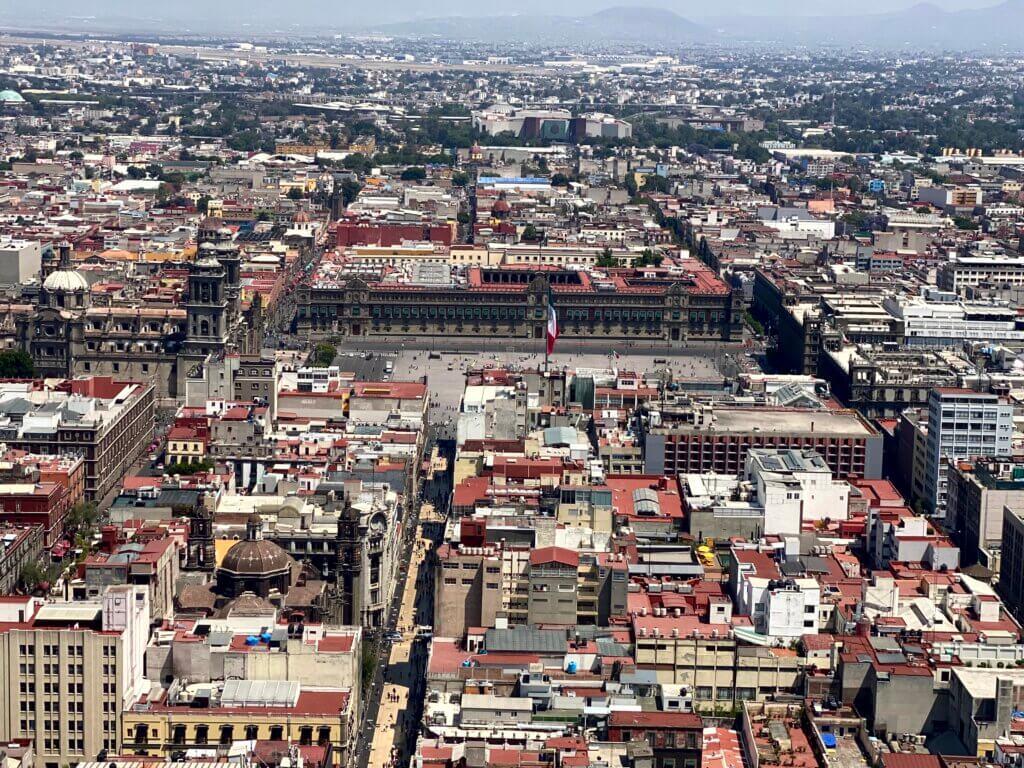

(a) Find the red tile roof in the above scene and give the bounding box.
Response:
[608,711,703,729]
[530,546,579,568]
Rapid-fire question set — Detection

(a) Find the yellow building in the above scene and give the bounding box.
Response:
[122,681,355,766]
[165,425,206,465]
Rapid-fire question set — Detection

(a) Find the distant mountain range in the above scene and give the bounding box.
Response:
[363,0,1024,50]
[4,0,1024,49]
[362,6,704,44]
[704,0,1024,48]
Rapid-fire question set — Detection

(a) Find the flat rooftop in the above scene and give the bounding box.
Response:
[953,666,1024,699]
[659,407,876,437]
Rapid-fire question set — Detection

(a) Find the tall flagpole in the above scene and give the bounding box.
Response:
[544,287,550,374]
[542,237,548,374]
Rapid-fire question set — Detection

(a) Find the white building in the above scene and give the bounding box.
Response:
[457,384,520,445]
[732,545,820,641]
[868,514,960,570]
[684,449,851,542]
[884,289,1024,347]
[756,206,835,240]
[746,448,850,529]
[925,389,1013,515]
[0,238,42,285]
[917,184,983,210]
[938,254,1024,292]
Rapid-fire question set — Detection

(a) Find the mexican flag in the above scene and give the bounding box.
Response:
[546,298,559,356]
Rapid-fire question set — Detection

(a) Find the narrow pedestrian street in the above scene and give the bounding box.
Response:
[365,530,433,768]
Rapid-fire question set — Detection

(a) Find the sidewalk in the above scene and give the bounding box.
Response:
[366,532,431,768]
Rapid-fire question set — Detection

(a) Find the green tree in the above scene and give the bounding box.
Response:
[521,223,540,242]
[744,310,764,337]
[642,174,671,194]
[400,166,427,181]
[340,180,362,207]
[451,172,470,187]
[197,196,210,214]
[312,343,337,367]
[0,350,34,378]
[635,248,663,267]
[953,216,978,231]
[66,501,99,539]
[228,130,261,153]
[18,560,56,593]
[342,153,372,174]
[550,173,571,187]
[841,210,870,233]
[287,187,304,201]
[597,248,619,268]
[163,458,215,476]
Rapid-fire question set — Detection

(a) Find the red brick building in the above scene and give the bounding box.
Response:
[330,222,454,248]
[0,449,85,547]
[0,481,72,548]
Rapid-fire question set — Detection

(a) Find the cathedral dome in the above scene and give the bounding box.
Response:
[43,269,89,293]
[220,537,292,577]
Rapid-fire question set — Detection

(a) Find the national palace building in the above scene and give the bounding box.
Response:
[295,258,744,344]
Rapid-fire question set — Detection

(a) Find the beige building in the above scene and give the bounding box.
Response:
[146,623,361,695]
[556,486,614,532]
[632,620,805,712]
[489,243,640,268]
[435,543,503,637]
[0,586,150,768]
[435,538,629,637]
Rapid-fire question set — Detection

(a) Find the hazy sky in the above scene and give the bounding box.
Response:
[7,0,1005,28]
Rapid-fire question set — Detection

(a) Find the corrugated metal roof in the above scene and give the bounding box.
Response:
[220,679,300,708]
[486,628,567,654]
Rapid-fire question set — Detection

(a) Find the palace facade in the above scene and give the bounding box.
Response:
[296,264,743,344]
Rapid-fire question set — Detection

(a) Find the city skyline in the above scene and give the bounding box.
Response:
[3,5,1024,768]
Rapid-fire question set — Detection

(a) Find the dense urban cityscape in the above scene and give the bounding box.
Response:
[5,8,1024,768]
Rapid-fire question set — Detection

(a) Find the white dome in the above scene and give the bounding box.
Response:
[43,269,89,293]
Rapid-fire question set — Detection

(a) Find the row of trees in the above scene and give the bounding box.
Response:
[18,499,100,593]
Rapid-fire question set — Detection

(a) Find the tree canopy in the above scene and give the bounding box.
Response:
[0,350,34,378]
